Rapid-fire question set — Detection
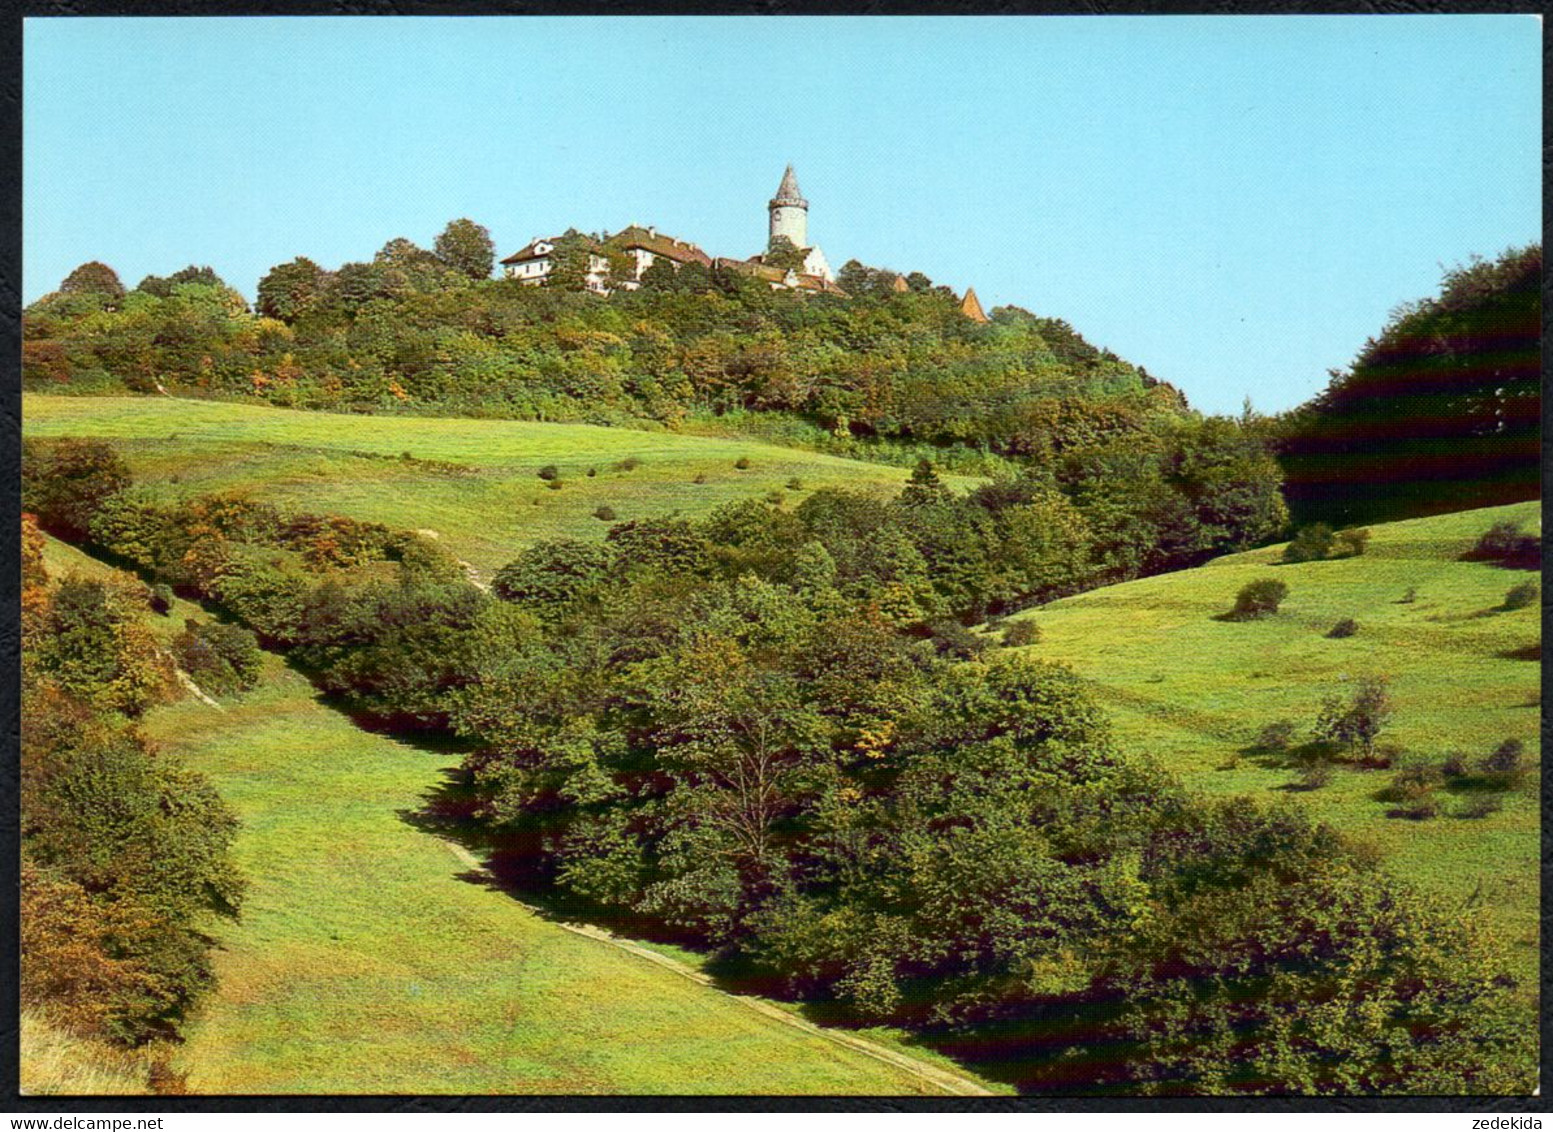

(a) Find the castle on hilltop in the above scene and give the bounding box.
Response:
[498,165,982,316]
[500,165,839,296]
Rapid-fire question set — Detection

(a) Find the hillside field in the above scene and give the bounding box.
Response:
[24,396,1539,1091]
[30,534,990,1095]
[1001,501,1541,982]
[23,394,980,578]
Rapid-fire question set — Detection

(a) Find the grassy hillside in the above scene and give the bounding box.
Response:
[25,395,1536,1090]
[1000,501,1541,981]
[33,535,985,1095]
[24,394,980,576]
[19,1012,163,1097]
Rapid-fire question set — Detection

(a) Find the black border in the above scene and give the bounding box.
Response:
[0,0,1547,1114]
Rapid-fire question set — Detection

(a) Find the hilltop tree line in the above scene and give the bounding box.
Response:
[24,219,1195,466]
[28,233,1537,529]
[20,439,1534,1094]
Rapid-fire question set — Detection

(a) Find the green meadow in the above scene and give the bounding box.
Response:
[23,394,978,576]
[35,534,985,1096]
[1003,501,1541,982]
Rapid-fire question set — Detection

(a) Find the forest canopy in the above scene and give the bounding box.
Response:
[24,234,1193,472]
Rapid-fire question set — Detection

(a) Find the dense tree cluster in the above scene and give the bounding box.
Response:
[21,516,243,1045]
[25,227,1198,470]
[20,445,1533,1092]
[1279,244,1540,526]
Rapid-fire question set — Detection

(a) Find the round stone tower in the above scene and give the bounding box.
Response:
[768,164,808,250]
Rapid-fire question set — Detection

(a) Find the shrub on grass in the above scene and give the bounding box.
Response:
[1256,719,1299,752]
[615,456,641,472]
[786,477,804,491]
[1467,521,1542,569]
[692,472,707,484]
[1326,618,1358,639]
[1399,587,1418,604]
[593,506,616,522]
[1314,675,1392,760]
[1230,578,1288,620]
[1297,759,1333,790]
[1385,760,1441,820]
[1282,523,1334,564]
[1387,761,1439,794]
[546,479,564,491]
[765,491,785,505]
[1364,742,1402,770]
[586,467,597,477]
[1392,796,1440,821]
[537,464,560,481]
[1501,580,1538,611]
[147,1057,189,1096]
[1458,795,1503,820]
[1440,751,1470,778]
[1333,528,1371,558]
[1000,620,1041,647]
[924,619,986,660]
[149,583,173,616]
[172,618,262,696]
[1470,521,1524,559]
[734,456,751,470]
[1481,739,1525,778]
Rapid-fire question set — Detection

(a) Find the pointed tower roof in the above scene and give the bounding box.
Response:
[770,164,808,209]
[959,287,990,323]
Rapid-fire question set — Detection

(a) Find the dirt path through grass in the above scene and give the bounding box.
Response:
[141,659,993,1095]
[432,838,993,1097]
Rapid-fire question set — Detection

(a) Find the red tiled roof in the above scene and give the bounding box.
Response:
[960,287,990,323]
[499,240,551,265]
[608,226,712,267]
[794,273,848,296]
[712,257,846,296]
[500,234,603,265]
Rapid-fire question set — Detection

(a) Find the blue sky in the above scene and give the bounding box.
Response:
[24,15,1540,415]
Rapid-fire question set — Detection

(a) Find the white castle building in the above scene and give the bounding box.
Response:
[499,165,839,294]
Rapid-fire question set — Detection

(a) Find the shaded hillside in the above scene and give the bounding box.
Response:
[1279,245,1540,526]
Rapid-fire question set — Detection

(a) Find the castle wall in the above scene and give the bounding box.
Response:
[802,245,832,283]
